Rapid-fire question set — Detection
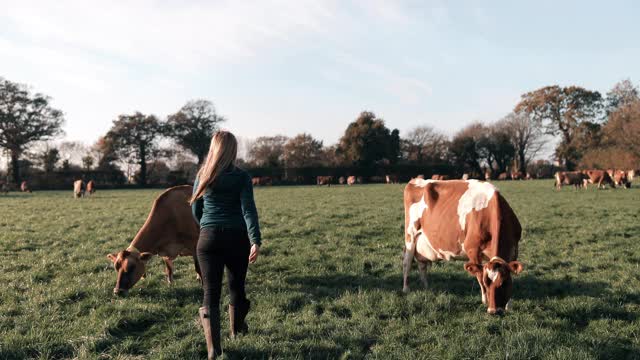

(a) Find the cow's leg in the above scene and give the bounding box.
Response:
[417,260,431,289]
[193,254,202,284]
[163,257,175,284]
[402,239,416,293]
[476,274,487,304]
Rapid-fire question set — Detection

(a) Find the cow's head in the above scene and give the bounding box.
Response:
[465,257,523,315]
[106,249,153,296]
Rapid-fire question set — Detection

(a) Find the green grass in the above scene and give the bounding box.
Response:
[1,181,639,359]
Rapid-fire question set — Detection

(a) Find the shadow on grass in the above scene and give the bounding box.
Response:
[285,271,612,300]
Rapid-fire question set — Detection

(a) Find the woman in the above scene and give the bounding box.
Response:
[190,131,261,359]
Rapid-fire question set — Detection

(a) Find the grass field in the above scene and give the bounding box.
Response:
[1,181,639,359]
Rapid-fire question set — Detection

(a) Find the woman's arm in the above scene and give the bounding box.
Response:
[240,173,262,246]
[191,177,204,225]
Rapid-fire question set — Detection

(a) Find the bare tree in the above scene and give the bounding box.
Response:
[248,135,289,167]
[403,126,449,163]
[498,112,546,172]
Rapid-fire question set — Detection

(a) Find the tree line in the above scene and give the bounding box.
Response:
[1,76,638,187]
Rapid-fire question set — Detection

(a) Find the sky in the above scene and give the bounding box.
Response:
[1,0,639,151]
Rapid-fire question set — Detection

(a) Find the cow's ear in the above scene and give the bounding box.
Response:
[508,261,523,275]
[107,253,117,263]
[139,252,153,262]
[464,262,483,276]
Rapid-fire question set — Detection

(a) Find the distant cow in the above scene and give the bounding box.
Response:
[554,171,587,190]
[73,180,85,198]
[338,176,346,185]
[20,181,32,193]
[386,175,399,184]
[582,170,615,189]
[403,179,523,315]
[612,170,630,188]
[511,172,523,180]
[431,174,449,180]
[497,173,509,181]
[86,180,95,195]
[627,170,636,183]
[107,185,200,296]
[317,176,333,186]
[252,177,272,186]
[347,176,356,186]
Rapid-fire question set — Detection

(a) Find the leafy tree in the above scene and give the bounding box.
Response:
[283,133,324,168]
[0,78,64,183]
[82,155,95,171]
[105,112,163,186]
[478,124,515,173]
[603,100,640,160]
[449,123,485,175]
[166,100,226,165]
[498,112,546,171]
[337,111,400,166]
[92,136,119,170]
[248,135,289,167]
[605,79,639,117]
[40,148,60,173]
[402,126,449,163]
[514,85,602,170]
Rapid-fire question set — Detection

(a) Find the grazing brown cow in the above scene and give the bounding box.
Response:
[582,170,615,189]
[347,176,356,186]
[73,180,85,198]
[554,171,587,190]
[107,185,200,296]
[20,181,32,193]
[386,175,399,184]
[497,173,509,181]
[338,176,346,185]
[403,179,523,315]
[86,180,95,195]
[317,176,333,186]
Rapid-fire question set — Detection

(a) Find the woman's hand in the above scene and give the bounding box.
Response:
[249,244,260,264]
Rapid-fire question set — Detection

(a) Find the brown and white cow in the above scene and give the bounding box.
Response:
[252,176,272,186]
[611,170,630,188]
[107,185,200,296]
[554,171,587,190]
[317,176,333,186]
[338,176,346,185]
[347,176,356,186]
[20,181,32,193]
[86,180,95,195]
[386,174,399,184]
[73,180,85,198]
[403,179,523,315]
[582,170,615,189]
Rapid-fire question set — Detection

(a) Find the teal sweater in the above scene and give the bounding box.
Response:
[192,167,262,246]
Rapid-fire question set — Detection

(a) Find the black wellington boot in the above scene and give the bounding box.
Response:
[199,306,222,359]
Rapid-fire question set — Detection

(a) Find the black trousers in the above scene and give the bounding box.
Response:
[197,227,251,310]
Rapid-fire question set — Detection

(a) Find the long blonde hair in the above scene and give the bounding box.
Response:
[190,131,238,204]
